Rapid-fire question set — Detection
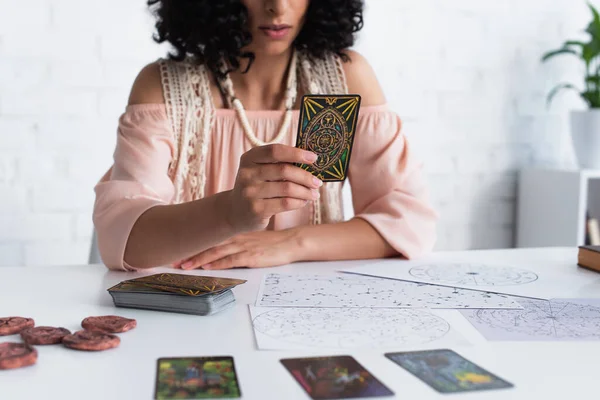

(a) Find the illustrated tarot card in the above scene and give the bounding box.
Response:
[155,356,241,399]
[280,355,393,399]
[295,94,361,182]
[124,274,246,297]
[107,281,229,297]
[385,349,513,394]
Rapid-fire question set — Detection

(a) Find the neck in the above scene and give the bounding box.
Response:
[228,48,294,110]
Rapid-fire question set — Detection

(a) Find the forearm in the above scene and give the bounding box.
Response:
[124,191,238,269]
[294,218,398,262]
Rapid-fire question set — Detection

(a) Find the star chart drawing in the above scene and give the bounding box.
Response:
[461,298,600,341]
[408,263,539,287]
[340,258,593,299]
[255,274,522,309]
[249,306,470,350]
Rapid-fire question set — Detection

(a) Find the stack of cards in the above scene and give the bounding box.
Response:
[108,273,246,316]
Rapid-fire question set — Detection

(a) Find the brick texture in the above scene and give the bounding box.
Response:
[0,0,591,266]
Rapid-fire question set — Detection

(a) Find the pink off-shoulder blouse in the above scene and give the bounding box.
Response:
[93,103,438,271]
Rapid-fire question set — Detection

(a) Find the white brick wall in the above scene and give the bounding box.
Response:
[0,0,593,266]
[356,0,592,252]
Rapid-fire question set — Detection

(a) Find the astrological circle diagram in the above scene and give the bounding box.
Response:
[252,308,450,349]
[473,299,600,339]
[305,109,346,171]
[409,263,538,287]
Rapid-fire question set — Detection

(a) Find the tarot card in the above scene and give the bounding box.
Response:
[295,94,361,182]
[280,355,393,399]
[124,274,246,297]
[108,282,170,294]
[155,356,241,399]
[107,281,229,297]
[385,349,513,394]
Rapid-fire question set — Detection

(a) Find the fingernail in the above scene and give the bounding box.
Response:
[304,152,318,163]
[313,177,323,187]
[181,262,193,270]
[312,190,320,199]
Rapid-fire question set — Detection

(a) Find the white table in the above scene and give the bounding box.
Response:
[1,247,600,400]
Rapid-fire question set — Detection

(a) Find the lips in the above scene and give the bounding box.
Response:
[259,24,292,39]
[260,24,291,31]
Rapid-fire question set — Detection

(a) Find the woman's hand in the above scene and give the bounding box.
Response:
[225,144,322,232]
[174,229,303,270]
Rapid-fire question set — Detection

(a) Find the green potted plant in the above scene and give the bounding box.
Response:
[543,2,600,169]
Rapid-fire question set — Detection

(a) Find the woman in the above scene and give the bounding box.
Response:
[93,0,437,272]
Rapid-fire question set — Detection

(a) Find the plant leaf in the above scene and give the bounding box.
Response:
[541,47,580,62]
[582,90,600,108]
[586,76,600,95]
[583,3,600,62]
[564,40,587,48]
[586,2,600,38]
[564,40,600,65]
[546,83,582,107]
[582,43,596,65]
[586,75,600,86]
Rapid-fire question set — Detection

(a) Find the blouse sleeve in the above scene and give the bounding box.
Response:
[93,105,176,271]
[348,106,438,259]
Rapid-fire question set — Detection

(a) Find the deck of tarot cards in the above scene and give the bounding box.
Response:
[107,273,246,316]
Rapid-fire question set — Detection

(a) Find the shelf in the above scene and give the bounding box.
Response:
[526,168,600,179]
[516,168,600,248]
[582,169,600,179]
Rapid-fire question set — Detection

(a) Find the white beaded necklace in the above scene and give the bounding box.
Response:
[219,50,298,147]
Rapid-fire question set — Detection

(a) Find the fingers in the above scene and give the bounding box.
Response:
[258,163,322,189]
[204,253,247,270]
[180,244,241,270]
[234,145,321,228]
[258,198,310,216]
[252,181,319,202]
[243,144,318,165]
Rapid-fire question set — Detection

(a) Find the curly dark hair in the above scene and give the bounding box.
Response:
[147,0,364,77]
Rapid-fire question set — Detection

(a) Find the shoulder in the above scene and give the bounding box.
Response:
[127,61,165,105]
[338,50,386,107]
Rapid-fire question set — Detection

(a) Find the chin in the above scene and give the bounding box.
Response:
[252,41,295,58]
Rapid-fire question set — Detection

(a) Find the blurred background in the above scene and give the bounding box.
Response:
[0,0,593,267]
